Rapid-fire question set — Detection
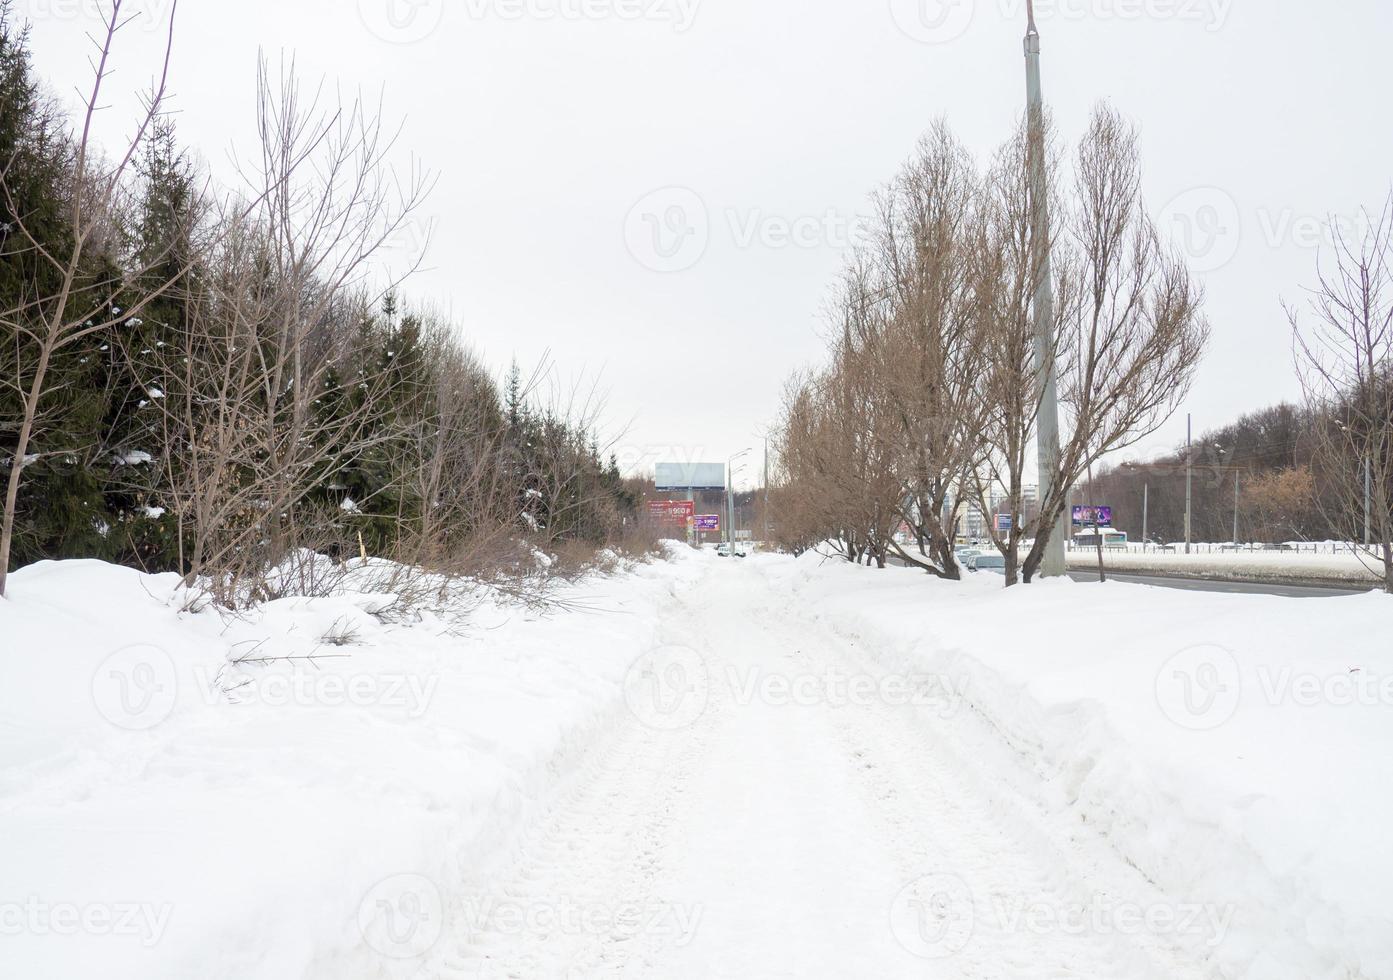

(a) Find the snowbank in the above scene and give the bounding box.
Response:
[0,550,702,980]
[770,554,1393,980]
[1066,547,1384,585]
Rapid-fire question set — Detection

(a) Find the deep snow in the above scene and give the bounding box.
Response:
[1,548,1389,978]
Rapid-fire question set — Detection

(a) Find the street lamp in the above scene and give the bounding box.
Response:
[727,448,751,554]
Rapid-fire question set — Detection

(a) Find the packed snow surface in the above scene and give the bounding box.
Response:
[1,548,1388,978]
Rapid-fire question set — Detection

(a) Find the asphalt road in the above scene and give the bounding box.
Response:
[888,552,1369,597]
[1064,568,1370,598]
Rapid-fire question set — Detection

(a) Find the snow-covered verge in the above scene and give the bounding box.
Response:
[0,547,702,980]
[1066,547,1384,585]
[768,554,1393,980]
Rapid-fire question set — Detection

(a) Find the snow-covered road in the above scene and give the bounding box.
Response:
[10,551,1384,978]
[435,559,1217,979]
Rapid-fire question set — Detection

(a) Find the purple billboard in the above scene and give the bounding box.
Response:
[1071,505,1113,527]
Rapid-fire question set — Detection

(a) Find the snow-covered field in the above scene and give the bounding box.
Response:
[1066,546,1385,584]
[2,548,1389,978]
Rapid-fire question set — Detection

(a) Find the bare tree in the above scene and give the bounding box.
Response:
[135,62,431,605]
[968,121,1069,586]
[1021,105,1209,583]
[1291,193,1393,591]
[871,124,989,578]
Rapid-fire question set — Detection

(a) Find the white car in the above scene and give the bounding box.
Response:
[968,553,1006,574]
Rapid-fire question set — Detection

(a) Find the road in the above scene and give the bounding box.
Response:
[1064,567,1371,598]
[893,552,1366,597]
[433,560,1216,979]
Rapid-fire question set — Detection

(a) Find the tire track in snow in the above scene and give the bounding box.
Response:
[795,586,1221,979]
[433,606,721,979]
[421,558,1221,979]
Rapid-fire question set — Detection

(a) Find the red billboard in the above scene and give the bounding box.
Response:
[648,500,695,528]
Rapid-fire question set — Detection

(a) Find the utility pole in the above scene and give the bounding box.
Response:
[1232,471,1240,546]
[1142,483,1149,549]
[1184,413,1193,554]
[763,438,770,545]
[1025,0,1066,578]
[726,448,750,555]
[1365,458,1372,548]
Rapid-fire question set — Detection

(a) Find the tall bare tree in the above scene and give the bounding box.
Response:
[1291,194,1393,591]
[1021,105,1209,583]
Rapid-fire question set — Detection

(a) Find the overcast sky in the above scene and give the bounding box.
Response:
[25,0,1393,489]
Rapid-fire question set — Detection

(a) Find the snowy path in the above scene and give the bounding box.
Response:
[433,559,1218,979]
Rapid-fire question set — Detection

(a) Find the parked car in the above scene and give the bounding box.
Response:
[968,553,1006,574]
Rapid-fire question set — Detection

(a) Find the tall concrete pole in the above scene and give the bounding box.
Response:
[1142,483,1149,547]
[1365,457,1372,548]
[1025,1,1067,578]
[1233,471,1240,546]
[763,438,770,545]
[1184,413,1193,554]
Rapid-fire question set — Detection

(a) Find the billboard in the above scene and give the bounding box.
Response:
[647,500,694,527]
[695,514,720,531]
[1071,505,1113,527]
[654,462,726,492]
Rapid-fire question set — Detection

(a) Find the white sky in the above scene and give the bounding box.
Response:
[24,0,1393,489]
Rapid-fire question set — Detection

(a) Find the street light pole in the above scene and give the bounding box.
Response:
[1365,457,1372,548]
[764,438,770,546]
[726,448,750,554]
[1142,482,1149,549]
[1233,471,1240,546]
[1024,0,1066,578]
[1184,413,1193,554]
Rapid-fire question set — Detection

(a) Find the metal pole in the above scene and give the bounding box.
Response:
[1233,472,1240,546]
[1365,457,1372,547]
[764,438,770,546]
[1024,1,1066,579]
[729,464,741,554]
[1142,483,1149,549]
[1184,413,1193,554]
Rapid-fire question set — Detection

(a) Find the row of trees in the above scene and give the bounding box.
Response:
[1086,194,1393,592]
[771,107,1209,585]
[0,2,644,604]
